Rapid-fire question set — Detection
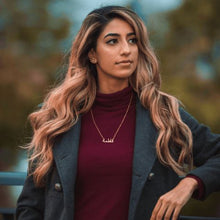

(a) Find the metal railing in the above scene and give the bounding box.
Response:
[0,171,219,220]
[0,172,26,220]
[0,172,26,186]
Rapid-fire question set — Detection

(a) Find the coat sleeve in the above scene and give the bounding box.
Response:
[16,171,45,220]
[180,108,220,199]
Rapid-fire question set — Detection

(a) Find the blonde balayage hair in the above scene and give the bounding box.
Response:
[28,6,193,186]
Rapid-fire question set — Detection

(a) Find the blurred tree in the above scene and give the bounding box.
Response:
[0,0,71,168]
[157,0,220,133]
[1,0,70,52]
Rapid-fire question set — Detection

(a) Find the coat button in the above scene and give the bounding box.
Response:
[147,172,155,181]
[54,183,62,192]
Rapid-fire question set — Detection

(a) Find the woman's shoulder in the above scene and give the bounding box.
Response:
[179,107,200,129]
[179,107,220,139]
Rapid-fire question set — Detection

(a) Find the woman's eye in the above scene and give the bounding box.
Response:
[106,39,118,44]
[128,38,138,44]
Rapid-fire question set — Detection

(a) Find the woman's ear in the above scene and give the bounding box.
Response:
[88,49,97,64]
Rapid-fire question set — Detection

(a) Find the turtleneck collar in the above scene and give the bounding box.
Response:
[93,86,135,111]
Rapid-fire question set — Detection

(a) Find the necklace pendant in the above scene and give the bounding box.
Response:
[102,138,114,143]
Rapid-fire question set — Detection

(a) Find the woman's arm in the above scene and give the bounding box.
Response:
[180,108,220,198]
[150,108,220,220]
[16,173,45,220]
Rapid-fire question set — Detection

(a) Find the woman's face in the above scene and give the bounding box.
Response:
[89,18,138,92]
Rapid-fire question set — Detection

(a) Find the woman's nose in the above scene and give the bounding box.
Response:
[120,42,131,55]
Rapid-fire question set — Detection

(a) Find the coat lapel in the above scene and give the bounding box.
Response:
[128,100,158,220]
[53,117,81,219]
[52,99,158,220]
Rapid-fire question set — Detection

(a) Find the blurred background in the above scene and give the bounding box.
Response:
[0,0,219,217]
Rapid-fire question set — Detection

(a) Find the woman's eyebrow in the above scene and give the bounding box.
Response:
[104,32,136,38]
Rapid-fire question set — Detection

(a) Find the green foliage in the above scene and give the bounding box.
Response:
[1,0,71,52]
[157,0,220,133]
[0,0,71,159]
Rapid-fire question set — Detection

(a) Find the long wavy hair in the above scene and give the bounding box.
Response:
[27,6,193,186]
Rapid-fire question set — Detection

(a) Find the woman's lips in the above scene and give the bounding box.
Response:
[116,60,133,64]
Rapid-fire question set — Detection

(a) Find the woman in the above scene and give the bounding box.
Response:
[16,5,220,220]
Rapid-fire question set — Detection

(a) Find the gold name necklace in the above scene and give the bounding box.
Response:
[90,93,133,144]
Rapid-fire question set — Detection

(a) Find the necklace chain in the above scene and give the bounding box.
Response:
[90,93,133,144]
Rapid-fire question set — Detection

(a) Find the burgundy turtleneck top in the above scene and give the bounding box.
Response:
[74,86,136,220]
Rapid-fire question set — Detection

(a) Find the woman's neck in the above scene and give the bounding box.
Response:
[97,78,129,94]
[94,85,134,111]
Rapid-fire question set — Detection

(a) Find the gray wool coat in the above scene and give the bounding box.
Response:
[16,100,220,220]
